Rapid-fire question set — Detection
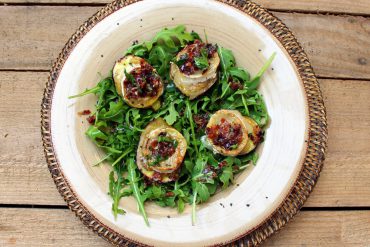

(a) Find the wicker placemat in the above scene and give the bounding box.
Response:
[41,0,328,246]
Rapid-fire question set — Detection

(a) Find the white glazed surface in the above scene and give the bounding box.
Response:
[51,0,308,246]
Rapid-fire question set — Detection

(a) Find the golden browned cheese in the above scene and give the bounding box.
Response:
[206,110,262,156]
[239,116,262,155]
[136,118,187,183]
[113,55,164,108]
[206,110,249,156]
[170,46,220,99]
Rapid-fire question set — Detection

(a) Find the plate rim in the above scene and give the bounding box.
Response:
[41,0,328,246]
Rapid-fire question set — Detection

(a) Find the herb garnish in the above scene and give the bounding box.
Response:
[194,48,209,70]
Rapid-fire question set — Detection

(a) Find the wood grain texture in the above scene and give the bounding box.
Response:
[0,72,369,206]
[257,0,370,15]
[0,7,370,79]
[0,6,99,70]
[1,0,370,16]
[0,208,110,247]
[276,12,370,79]
[0,72,64,205]
[305,78,370,206]
[264,210,370,246]
[0,208,369,246]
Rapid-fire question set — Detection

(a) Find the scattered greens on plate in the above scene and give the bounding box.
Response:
[70,25,274,226]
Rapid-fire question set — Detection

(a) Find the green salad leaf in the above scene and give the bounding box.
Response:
[126,25,196,81]
[109,163,132,219]
[127,158,149,226]
[194,48,209,70]
[70,25,274,225]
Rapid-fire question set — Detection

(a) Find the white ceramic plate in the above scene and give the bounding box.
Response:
[42,0,327,246]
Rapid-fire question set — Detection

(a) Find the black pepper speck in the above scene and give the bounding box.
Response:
[358,57,367,65]
[246,204,250,207]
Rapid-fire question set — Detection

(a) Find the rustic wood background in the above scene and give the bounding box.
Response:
[1,0,370,246]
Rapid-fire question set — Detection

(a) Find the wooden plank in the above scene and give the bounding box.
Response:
[257,0,370,15]
[0,208,369,246]
[0,208,110,247]
[0,7,370,79]
[0,72,370,207]
[305,78,370,207]
[276,12,370,79]
[264,210,370,246]
[1,0,370,16]
[0,6,99,70]
[0,72,65,205]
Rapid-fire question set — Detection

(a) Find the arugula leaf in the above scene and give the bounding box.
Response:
[192,156,206,176]
[111,148,133,167]
[251,152,259,165]
[229,67,250,81]
[190,31,202,41]
[86,125,108,142]
[194,56,209,70]
[177,197,185,213]
[68,84,100,99]
[151,186,163,198]
[98,99,125,122]
[207,182,218,195]
[220,166,233,189]
[194,182,210,202]
[246,52,276,90]
[125,43,149,57]
[158,135,173,143]
[217,46,235,73]
[124,69,136,85]
[194,48,209,70]
[93,153,112,167]
[184,159,193,173]
[191,190,197,226]
[153,25,194,48]
[143,185,164,200]
[185,100,198,155]
[109,164,132,219]
[163,102,180,125]
[149,45,173,79]
[189,155,213,224]
[127,158,149,226]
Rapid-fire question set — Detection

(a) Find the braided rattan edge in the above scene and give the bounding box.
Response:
[41,0,328,246]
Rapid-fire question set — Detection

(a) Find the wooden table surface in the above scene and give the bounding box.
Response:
[1,0,370,246]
